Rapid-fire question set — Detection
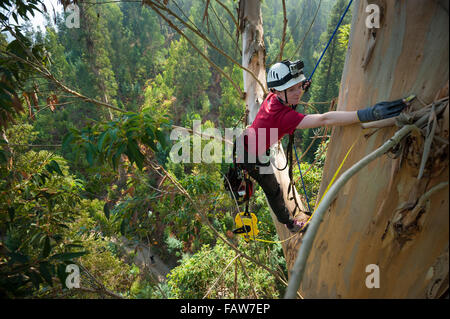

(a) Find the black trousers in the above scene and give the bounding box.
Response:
[239,155,293,226]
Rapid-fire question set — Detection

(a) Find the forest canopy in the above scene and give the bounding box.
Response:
[0,0,351,298]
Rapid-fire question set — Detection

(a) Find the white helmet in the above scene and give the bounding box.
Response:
[267,60,306,91]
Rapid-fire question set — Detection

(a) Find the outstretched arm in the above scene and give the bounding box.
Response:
[296,111,359,129]
[296,96,413,130]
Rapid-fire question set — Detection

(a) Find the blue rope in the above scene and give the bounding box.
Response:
[293,143,312,213]
[307,0,353,81]
[295,0,353,213]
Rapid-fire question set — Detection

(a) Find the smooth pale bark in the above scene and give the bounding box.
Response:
[288,0,449,298]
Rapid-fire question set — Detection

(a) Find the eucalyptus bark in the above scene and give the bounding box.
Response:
[288,0,449,298]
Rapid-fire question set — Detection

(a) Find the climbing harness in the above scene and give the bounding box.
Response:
[224,140,254,205]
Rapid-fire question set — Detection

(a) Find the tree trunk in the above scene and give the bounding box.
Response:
[288,0,449,298]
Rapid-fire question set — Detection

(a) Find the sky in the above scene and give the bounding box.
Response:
[28,0,64,31]
[2,0,64,41]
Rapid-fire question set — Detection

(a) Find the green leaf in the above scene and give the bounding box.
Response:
[156,129,168,150]
[27,270,42,289]
[103,203,110,220]
[30,231,43,245]
[144,127,157,151]
[7,207,14,221]
[126,140,144,169]
[111,143,126,171]
[56,263,68,287]
[8,252,29,264]
[41,236,51,258]
[65,243,84,249]
[62,132,74,152]
[39,262,53,286]
[50,251,88,261]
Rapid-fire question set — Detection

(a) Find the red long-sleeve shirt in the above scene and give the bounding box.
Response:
[244,93,305,156]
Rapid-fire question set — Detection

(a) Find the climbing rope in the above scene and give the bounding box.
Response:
[293,0,353,216]
[241,135,360,245]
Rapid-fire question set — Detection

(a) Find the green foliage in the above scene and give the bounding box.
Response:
[72,234,137,296]
[62,111,171,171]
[0,0,340,299]
[0,124,86,297]
[163,36,212,114]
[142,73,175,119]
[0,25,49,130]
[0,0,43,25]
[219,65,245,128]
[167,242,280,299]
[165,234,184,258]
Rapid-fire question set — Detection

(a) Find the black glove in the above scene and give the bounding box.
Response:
[301,80,311,92]
[357,99,407,122]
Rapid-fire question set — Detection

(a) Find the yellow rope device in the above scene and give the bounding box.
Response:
[233,211,259,242]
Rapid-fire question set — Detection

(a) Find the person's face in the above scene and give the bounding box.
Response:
[274,81,303,105]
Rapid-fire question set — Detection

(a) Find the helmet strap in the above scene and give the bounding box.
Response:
[284,90,288,105]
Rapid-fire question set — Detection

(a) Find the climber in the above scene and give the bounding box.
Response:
[235,59,414,234]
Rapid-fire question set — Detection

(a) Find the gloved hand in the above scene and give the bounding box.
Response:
[301,80,311,92]
[357,98,409,122]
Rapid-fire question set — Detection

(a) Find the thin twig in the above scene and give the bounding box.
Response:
[290,0,322,60]
[146,0,266,95]
[238,257,258,298]
[147,2,245,98]
[203,253,241,299]
[278,0,288,61]
[215,0,239,32]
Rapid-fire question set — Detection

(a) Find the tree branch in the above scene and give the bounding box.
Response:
[277,0,288,61]
[202,252,241,299]
[284,124,417,298]
[146,2,245,98]
[290,0,322,60]
[145,0,266,96]
[2,51,126,114]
